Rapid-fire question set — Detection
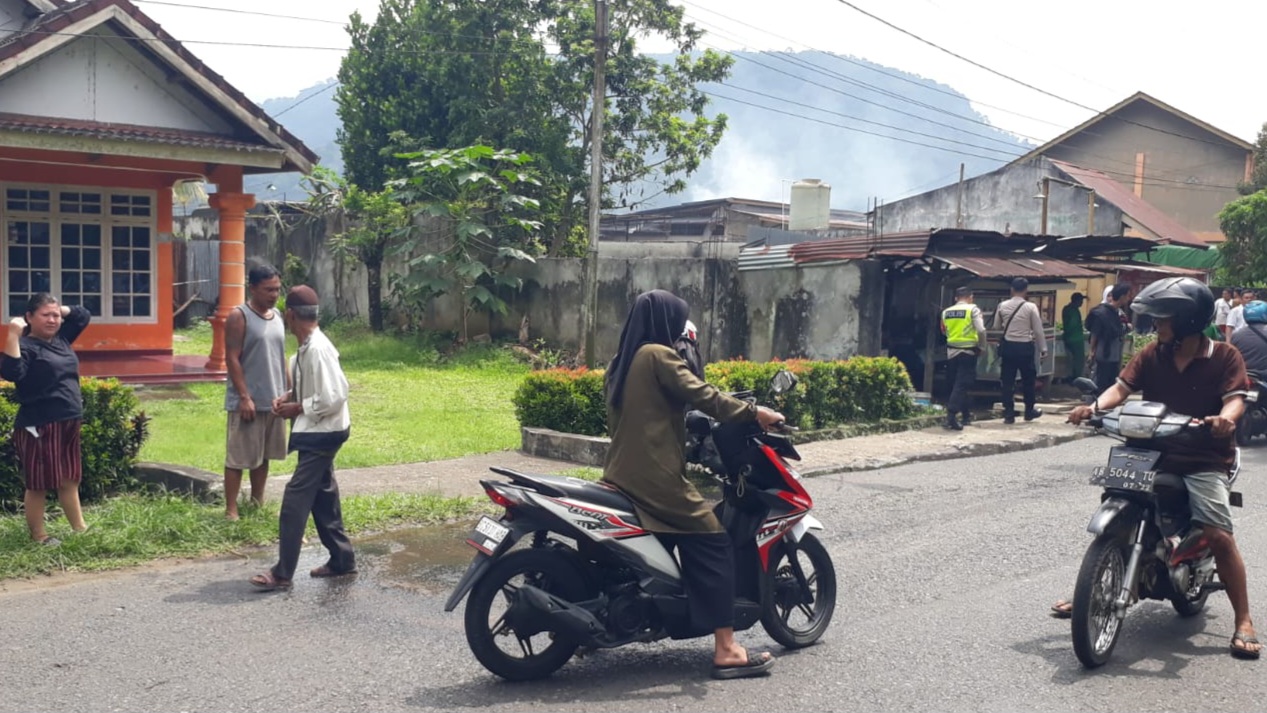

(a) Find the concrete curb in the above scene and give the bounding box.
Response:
[800,429,1094,478]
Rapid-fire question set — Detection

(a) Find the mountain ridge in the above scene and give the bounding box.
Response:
[245,51,1034,211]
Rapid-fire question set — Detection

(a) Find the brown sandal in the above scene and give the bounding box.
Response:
[310,564,357,578]
[249,572,292,591]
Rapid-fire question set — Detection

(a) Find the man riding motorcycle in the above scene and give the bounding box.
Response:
[1054,277,1262,660]
[1231,300,1267,378]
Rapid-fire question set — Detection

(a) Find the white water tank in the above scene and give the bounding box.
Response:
[788,178,831,231]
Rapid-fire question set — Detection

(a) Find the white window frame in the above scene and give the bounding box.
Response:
[1,182,158,325]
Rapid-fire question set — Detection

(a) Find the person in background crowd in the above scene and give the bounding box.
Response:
[1216,288,1235,340]
[1,293,92,545]
[222,262,289,521]
[992,278,1046,424]
[941,286,986,430]
[1061,293,1086,382]
[251,285,356,592]
[1227,289,1256,335]
[1087,283,1132,393]
[1232,300,1267,377]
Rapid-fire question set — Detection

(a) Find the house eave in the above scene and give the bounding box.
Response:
[0,131,287,170]
[0,4,315,174]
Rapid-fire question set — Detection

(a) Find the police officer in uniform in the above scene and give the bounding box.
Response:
[940,286,987,431]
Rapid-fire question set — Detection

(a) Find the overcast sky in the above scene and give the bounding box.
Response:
[138,0,1267,148]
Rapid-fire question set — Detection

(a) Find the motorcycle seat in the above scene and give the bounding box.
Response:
[490,467,637,514]
[1153,472,1187,492]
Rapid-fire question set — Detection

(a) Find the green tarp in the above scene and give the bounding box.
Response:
[1132,244,1223,270]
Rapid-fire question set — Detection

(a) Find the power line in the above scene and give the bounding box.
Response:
[703,41,1032,155]
[702,88,1012,163]
[274,81,339,117]
[718,83,1020,159]
[132,0,345,26]
[679,0,1067,131]
[828,0,1244,152]
[686,4,1249,189]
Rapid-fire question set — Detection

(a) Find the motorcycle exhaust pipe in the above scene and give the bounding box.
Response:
[517,585,607,645]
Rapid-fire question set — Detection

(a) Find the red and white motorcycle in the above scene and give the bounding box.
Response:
[445,371,836,680]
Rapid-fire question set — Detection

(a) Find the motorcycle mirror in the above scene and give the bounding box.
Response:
[1071,377,1099,395]
[770,370,798,394]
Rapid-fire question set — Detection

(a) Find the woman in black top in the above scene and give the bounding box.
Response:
[1,293,92,544]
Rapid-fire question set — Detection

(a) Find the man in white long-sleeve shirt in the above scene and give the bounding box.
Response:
[992,277,1047,424]
[251,285,355,591]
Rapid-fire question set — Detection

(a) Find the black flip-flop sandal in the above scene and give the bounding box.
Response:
[1050,600,1073,619]
[1231,631,1262,660]
[711,652,775,680]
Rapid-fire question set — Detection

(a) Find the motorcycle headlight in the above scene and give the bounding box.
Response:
[1118,415,1161,439]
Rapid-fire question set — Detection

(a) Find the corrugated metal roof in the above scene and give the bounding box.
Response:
[932,254,1100,279]
[1079,260,1209,278]
[737,244,795,271]
[786,231,931,265]
[1049,160,1208,249]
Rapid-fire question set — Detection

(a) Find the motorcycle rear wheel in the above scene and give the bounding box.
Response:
[1072,533,1129,668]
[464,547,590,681]
[760,533,837,648]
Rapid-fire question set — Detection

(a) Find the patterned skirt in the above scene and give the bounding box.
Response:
[14,418,82,491]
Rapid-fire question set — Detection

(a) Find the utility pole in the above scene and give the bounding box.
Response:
[580,0,608,367]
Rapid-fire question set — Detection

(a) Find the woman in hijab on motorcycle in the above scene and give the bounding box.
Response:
[603,289,785,680]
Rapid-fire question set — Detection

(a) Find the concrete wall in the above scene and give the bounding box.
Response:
[739,261,884,361]
[176,206,370,320]
[1042,101,1248,240]
[875,157,1125,236]
[176,209,880,363]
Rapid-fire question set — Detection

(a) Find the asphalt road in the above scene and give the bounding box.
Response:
[5,436,1267,712]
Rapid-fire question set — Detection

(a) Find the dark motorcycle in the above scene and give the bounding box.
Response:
[444,370,836,681]
[1071,397,1244,668]
[1235,373,1266,446]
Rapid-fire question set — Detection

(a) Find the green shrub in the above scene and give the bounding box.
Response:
[511,368,607,436]
[0,378,150,510]
[706,358,915,429]
[511,357,916,435]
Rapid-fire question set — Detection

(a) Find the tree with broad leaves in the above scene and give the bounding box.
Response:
[336,0,731,255]
[300,167,409,331]
[1218,189,1267,287]
[388,145,542,341]
[1238,123,1267,196]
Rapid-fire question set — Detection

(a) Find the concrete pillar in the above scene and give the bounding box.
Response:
[204,191,256,371]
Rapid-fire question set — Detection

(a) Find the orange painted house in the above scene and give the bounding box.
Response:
[0,0,315,381]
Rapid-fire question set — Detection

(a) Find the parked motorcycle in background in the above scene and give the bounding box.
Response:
[445,370,837,681]
[1068,378,1244,668]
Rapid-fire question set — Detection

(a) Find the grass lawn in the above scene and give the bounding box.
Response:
[0,492,489,580]
[141,322,530,474]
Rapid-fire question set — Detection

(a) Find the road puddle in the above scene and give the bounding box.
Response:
[357,522,479,594]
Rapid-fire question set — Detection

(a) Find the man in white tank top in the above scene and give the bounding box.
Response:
[222,262,290,520]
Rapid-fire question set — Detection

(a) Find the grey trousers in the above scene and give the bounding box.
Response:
[271,449,355,581]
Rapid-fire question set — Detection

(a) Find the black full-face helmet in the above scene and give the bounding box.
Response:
[1129,277,1215,341]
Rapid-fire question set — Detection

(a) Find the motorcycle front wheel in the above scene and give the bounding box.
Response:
[464,547,590,681]
[1072,533,1129,668]
[760,533,837,648]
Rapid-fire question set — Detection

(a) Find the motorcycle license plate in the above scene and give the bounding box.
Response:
[465,516,510,556]
[1089,446,1160,492]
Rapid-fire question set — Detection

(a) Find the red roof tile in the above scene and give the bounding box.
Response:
[0,0,317,172]
[0,112,284,154]
[1049,160,1207,249]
